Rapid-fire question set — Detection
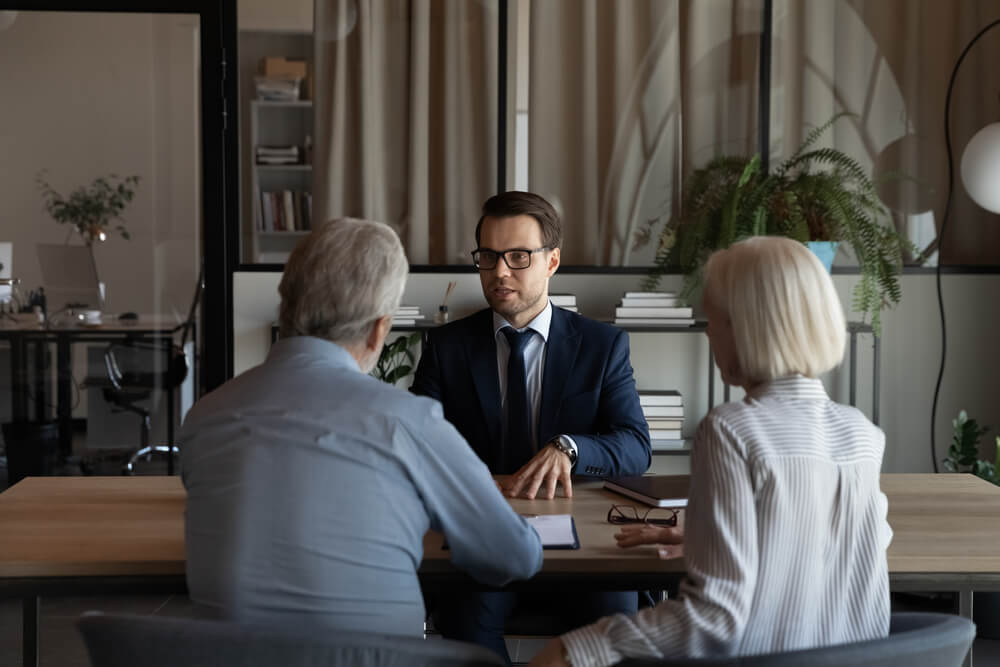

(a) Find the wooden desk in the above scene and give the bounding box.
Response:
[3,474,1000,666]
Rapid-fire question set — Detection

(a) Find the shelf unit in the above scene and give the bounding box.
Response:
[249,99,314,263]
[268,319,879,474]
[238,27,313,264]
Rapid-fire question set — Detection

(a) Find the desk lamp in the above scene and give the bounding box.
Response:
[930,18,1000,472]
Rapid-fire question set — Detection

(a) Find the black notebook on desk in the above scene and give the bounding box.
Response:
[603,475,690,508]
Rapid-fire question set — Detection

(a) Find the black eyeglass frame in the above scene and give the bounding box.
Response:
[606,504,679,527]
[471,246,551,270]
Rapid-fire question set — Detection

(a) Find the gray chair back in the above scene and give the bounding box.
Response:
[614,612,975,667]
[77,612,504,667]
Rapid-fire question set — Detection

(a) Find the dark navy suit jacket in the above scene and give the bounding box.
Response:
[410,307,651,477]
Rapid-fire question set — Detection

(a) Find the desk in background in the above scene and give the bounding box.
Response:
[0,314,182,464]
[2,474,999,667]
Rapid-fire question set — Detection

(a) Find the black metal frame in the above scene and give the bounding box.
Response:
[1,0,238,392]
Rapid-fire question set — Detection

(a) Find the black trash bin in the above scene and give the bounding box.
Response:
[1,420,60,488]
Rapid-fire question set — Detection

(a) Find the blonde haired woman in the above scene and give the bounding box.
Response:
[532,236,892,667]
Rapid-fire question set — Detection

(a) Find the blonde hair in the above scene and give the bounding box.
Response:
[278,217,408,345]
[703,236,846,384]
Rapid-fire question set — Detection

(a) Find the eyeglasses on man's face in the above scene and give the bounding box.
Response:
[471,247,550,271]
[606,504,679,527]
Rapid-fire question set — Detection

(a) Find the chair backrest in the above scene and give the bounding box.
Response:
[614,613,975,667]
[77,612,505,667]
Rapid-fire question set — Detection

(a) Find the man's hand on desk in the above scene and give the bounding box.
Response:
[502,445,573,499]
[614,523,684,560]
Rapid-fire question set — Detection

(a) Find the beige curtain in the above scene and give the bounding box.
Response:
[313,0,496,264]
[527,0,761,265]
[771,0,1000,264]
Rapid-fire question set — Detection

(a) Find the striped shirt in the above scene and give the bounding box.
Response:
[564,375,892,666]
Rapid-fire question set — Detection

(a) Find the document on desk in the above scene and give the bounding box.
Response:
[524,514,580,550]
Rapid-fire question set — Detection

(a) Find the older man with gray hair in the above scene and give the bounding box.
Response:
[181,218,543,636]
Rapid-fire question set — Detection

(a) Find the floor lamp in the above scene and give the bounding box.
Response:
[931,18,1000,472]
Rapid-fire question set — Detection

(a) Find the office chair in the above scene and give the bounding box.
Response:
[98,269,202,475]
[613,612,975,667]
[77,612,505,667]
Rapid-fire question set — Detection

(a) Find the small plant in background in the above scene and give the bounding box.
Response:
[36,170,140,246]
[942,410,1000,486]
[370,332,422,385]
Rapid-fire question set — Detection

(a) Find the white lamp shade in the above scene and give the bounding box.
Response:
[961,122,1000,214]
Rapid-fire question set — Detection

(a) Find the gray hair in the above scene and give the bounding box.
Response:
[278,217,408,345]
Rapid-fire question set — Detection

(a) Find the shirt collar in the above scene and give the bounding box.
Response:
[267,335,361,373]
[493,300,553,343]
[745,374,830,402]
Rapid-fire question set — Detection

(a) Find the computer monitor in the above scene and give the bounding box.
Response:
[36,243,104,311]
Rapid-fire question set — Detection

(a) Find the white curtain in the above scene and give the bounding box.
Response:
[313,0,496,264]
[526,0,760,266]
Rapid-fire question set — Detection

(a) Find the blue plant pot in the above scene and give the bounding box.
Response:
[807,241,839,273]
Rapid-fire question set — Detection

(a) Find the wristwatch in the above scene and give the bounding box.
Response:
[548,434,578,466]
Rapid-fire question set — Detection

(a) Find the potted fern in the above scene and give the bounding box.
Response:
[639,113,912,335]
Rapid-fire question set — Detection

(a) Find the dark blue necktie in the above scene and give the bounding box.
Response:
[502,327,534,474]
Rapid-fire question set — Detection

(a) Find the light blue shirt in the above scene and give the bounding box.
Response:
[494,300,578,462]
[180,336,543,636]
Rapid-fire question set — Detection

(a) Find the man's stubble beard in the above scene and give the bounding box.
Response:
[486,283,546,322]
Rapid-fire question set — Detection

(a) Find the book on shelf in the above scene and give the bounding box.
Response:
[259,190,311,232]
[615,306,693,318]
[604,474,690,508]
[650,439,689,452]
[619,297,684,308]
[391,319,417,326]
[558,306,578,312]
[639,390,682,406]
[649,428,682,440]
[615,318,696,327]
[257,145,300,156]
[645,418,682,429]
[549,294,577,307]
[642,405,684,418]
[623,291,677,299]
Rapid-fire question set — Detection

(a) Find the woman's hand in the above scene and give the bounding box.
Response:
[614,523,684,560]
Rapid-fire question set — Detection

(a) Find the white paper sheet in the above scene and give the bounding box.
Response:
[524,514,577,548]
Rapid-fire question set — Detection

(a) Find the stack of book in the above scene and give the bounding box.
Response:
[614,291,694,327]
[392,306,426,326]
[639,390,686,451]
[256,145,302,165]
[259,191,312,232]
[549,293,578,313]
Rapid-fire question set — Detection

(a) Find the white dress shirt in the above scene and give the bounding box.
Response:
[563,375,892,666]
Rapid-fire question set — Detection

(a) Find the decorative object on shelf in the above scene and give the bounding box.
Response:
[434,281,456,325]
[929,17,1000,474]
[942,410,999,485]
[637,113,912,336]
[36,170,140,246]
[371,332,422,385]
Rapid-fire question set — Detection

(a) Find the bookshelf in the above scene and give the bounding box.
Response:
[249,100,314,263]
[238,23,313,264]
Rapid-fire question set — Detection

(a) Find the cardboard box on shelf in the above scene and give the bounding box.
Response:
[260,56,308,80]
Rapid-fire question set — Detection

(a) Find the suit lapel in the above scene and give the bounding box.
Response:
[467,311,503,459]
[538,308,581,443]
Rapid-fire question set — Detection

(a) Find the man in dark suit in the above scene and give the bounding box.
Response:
[411,191,651,662]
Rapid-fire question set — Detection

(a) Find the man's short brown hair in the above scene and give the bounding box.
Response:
[475,191,562,249]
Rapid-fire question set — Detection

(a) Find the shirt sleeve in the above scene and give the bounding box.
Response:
[562,412,759,667]
[407,398,544,586]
